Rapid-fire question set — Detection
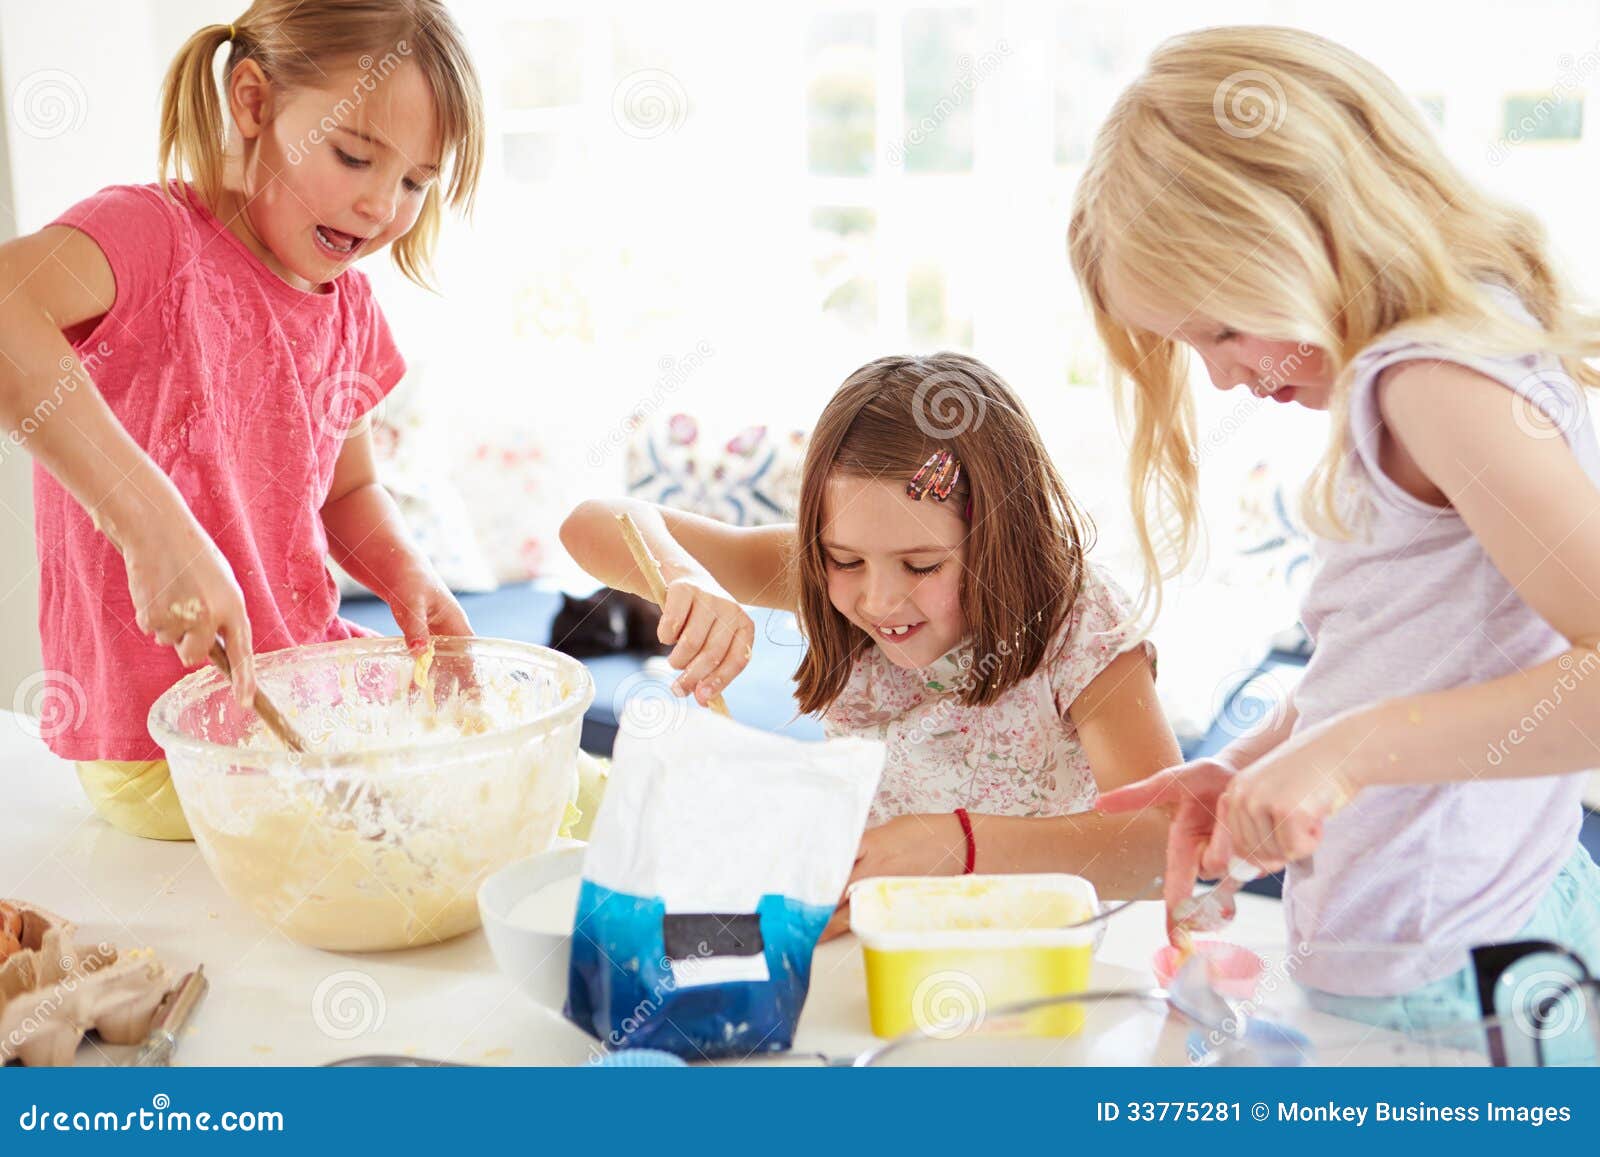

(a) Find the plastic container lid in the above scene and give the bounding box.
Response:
[849,874,1101,951]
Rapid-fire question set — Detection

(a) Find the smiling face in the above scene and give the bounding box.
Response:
[821,473,969,669]
[1102,262,1335,411]
[223,59,442,291]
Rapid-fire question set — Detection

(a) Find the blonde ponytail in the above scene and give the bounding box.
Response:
[158,23,236,206]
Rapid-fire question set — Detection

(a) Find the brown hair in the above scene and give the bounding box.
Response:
[158,0,484,288]
[793,353,1094,713]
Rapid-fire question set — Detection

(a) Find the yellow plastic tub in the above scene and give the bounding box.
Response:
[849,874,1100,1040]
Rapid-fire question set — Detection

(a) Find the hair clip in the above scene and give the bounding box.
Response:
[907,449,963,504]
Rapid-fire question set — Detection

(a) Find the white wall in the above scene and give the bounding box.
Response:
[0,0,165,231]
[0,21,39,714]
[0,0,232,709]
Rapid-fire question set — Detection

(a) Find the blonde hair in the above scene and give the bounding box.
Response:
[1068,25,1600,611]
[793,353,1093,713]
[158,0,484,288]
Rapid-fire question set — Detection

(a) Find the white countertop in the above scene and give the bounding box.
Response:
[1,713,1295,1067]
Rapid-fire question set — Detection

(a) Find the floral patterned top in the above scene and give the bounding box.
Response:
[822,563,1153,827]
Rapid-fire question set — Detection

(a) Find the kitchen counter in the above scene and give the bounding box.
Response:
[2,713,1309,1067]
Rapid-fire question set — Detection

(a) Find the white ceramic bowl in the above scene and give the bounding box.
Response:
[478,842,587,1010]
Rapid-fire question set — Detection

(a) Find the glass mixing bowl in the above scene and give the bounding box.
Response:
[148,637,594,951]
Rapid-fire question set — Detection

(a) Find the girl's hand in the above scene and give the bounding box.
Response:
[1216,740,1359,868]
[819,813,967,941]
[1095,758,1238,945]
[658,575,755,706]
[384,569,473,651]
[121,512,256,705]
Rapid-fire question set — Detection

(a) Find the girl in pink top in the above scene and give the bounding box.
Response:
[0,0,484,838]
[1080,26,1600,1035]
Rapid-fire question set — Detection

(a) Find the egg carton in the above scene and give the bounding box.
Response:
[0,900,172,1066]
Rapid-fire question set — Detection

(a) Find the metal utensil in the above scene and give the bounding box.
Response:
[854,988,1170,1066]
[205,641,307,755]
[131,965,208,1066]
[1065,874,1163,930]
[1171,858,1258,936]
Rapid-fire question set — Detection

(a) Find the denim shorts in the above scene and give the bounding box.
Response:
[1302,844,1600,1064]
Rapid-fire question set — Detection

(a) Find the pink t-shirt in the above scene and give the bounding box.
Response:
[36,183,404,761]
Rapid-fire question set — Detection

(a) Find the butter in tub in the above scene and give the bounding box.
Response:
[849,874,1100,1039]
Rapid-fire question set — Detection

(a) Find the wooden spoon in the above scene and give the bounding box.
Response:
[207,640,308,755]
[101,537,307,754]
[615,513,731,717]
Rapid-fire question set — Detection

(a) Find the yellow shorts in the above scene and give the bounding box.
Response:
[75,759,193,841]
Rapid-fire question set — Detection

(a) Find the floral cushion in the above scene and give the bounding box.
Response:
[625,412,808,526]
[452,423,555,583]
[1220,458,1314,617]
[328,380,499,598]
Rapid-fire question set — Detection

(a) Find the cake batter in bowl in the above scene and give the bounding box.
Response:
[148,637,594,951]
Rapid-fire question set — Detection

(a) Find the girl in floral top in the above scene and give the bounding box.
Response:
[563,353,1178,929]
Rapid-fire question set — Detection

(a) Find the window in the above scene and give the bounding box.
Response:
[1502,92,1584,144]
[801,5,995,355]
[808,13,877,177]
[900,7,977,173]
[451,0,1600,459]
[422,0,1600,675]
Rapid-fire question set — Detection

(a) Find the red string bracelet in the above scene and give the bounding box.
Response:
[953,807,976,875]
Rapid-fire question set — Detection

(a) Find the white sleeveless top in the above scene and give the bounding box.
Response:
[1289,287,1594,996]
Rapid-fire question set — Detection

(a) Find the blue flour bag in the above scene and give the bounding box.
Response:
[566,706,882,1059]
